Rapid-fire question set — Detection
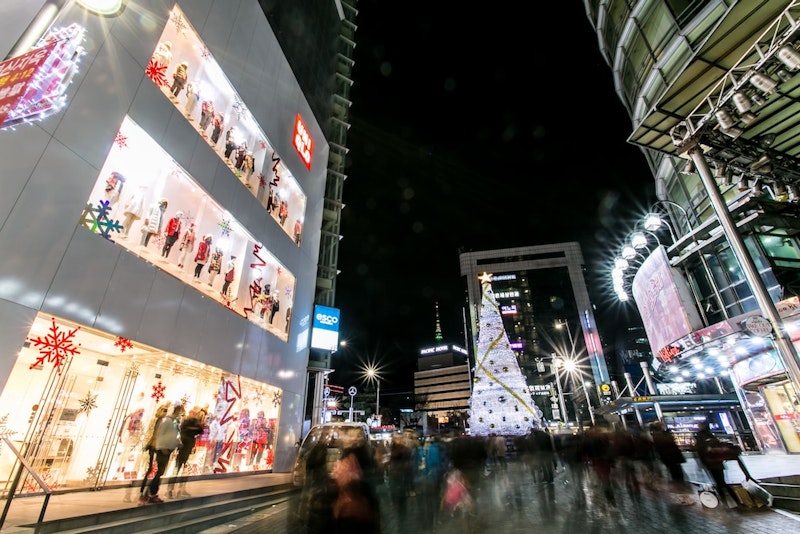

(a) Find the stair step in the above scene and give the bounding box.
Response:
[24,485,296,534]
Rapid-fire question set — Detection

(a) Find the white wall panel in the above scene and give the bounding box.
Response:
[0,126,50,230]
[95,251,155,336]
[137,269,185,346]
[0,299,38,391]
[43,230,121,325]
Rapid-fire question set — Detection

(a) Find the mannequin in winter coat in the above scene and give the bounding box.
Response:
[140,198,168,248]
[210,113,224,144]
[207,248,223,286]
[120,184,146,239]
[170,61,188,98]
[161,210,183,258]
[199,100,215,134]
[177,223,195,268]
[193,235,212,279]
[184,81,200,118]
[221,256,236,297]
[104,171,125,206]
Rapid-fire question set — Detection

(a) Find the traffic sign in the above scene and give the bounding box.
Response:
[348,386,357,397]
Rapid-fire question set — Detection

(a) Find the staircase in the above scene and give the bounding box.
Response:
[760,474,800,513]
[15,483,297,534]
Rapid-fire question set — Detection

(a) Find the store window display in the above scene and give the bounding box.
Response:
[0,314,284,492]
[144,5,308,247]
[82,116,297,341]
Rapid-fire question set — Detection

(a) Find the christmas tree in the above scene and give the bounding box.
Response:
[469,272,541,436]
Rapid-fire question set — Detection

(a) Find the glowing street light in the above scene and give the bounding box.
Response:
[361,364,382,423]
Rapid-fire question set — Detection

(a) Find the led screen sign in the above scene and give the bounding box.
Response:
[310,305,340,351]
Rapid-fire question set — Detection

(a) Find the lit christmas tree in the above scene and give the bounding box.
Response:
[469,272,541,436]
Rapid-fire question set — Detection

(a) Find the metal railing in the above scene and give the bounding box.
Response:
[0,437,52,533]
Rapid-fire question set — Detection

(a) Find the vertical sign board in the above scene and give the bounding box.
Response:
[293,113,313,170]
[0,42,57,127]
[310,305,340,351]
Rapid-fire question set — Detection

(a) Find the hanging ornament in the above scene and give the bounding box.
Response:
[201,46,211,60]
[113,131,128,149]
[27,317,81,374]
[169,11,188,36]
[217,218,232,237]
[151,381,166,403]
[284,287,292,297]
[253,388,265,405]
[114,336,133,352]
[78,392,98,414]
[258,140,267,150]
[180,394,191,407]
[145,57,168,87]
[84,463,105,484]
[272,390,282,407]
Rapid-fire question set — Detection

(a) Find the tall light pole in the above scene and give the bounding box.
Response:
[551,356,568,425]
[556,319,596,426]
[362,365,382,424]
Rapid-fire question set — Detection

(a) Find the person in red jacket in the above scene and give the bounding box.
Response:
[193,234,212,279]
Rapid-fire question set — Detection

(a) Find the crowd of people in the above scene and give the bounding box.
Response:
[293,421,744,533]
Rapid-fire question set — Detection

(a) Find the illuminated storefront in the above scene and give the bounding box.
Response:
[0,1,328,492]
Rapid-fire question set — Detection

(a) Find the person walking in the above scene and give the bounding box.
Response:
[168,405,204,498]
[695,422,740,507]
[139,403,182,505]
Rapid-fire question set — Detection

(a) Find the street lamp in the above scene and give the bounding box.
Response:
[551,355,569,425]
[361,364,382,424]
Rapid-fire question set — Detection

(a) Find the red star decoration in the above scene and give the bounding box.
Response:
[145,58,168,87]
[114,336,133,352]
[113,131,128,149]
[276,267,282,275]
[258,140,267,149]
[151,381,166,402]
[27,317,81,375]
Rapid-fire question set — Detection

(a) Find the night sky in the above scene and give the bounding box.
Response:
[330,2,654,395]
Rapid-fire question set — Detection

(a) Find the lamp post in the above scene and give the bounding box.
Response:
[551,356,569,425]
[556,320,597,426]
[362,365,382,424]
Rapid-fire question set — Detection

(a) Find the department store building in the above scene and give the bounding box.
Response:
[0,1,330,491]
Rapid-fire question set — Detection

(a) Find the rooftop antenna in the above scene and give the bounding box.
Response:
[434,301,443,344]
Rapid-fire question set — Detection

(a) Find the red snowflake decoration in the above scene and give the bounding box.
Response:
[258,174,266,188]
[151,381,166,403]
[27,317,80,375]
[201,47,211,60]
[145,58,168,87]
[113,131,128,149]
[258,140,267,150]
[114,336,133,352]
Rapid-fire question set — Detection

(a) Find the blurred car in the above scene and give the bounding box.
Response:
[291,421,371,487]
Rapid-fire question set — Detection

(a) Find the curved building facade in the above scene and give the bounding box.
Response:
[585,0,800,452]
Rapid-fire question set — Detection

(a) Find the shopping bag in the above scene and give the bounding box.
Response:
[741,478,773,507]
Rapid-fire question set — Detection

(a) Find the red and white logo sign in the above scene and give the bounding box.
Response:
[292,113,313,170]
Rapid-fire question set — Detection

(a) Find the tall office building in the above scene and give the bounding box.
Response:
[460,243,609,426]
[0,0,354,493]
[585,0,800,451]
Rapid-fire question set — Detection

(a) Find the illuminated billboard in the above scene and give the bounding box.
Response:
[310,305,340,351]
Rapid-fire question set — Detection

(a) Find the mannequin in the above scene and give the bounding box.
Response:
[293,219,302,245]
[140,198,168,248]
[224,127,237,159]
[221,256,235,297]
[199,100,215,135]
[210,113,224,145]
[152,40,172,67]
[104,171,125,206]
[170,61,188,98]
[193,234,212,279]
[120,185,146,238]
[177,223,195,268]
[184,81,200,118]
[207,248,222,286]
[269,296,280,324]
[160,211,183,259]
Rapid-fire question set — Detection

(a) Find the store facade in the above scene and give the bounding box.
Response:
[0,1,327,492]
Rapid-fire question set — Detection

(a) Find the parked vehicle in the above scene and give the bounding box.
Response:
[291,422,371,487]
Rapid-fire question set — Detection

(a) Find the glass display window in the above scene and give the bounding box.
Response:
[79,115,295,341]
[0,314,282,492]
[144,3,307,246]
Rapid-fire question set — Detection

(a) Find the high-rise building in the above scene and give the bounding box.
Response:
[0,0,355,493]
[460,243,609,428]
[585,0,800,452]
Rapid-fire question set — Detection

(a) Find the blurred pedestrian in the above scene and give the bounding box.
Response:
[132,403,170,503]
[387,433,415,520]
[168,405,203,498]
[649,421,686,485]
[298,441,337,534]
[139,403,182,505]
[695,422,740,507]
[331,447,381,533]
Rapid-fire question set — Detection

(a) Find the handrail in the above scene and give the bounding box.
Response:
[0,437,52,533]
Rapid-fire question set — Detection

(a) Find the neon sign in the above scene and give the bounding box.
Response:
[292,113,313,170]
